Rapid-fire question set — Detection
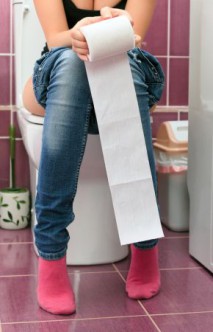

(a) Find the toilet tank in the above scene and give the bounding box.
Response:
[13,0,45,107]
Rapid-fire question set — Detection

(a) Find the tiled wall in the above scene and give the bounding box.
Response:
[0,0,190,189]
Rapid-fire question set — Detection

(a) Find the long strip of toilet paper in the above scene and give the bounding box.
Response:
[81,16,164,245]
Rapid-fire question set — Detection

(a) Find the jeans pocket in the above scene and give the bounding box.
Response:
[33,47,71,108]
[136,49,165,106]
[33,48,63,108]
[138,49,165,84]
[33,52,51,107]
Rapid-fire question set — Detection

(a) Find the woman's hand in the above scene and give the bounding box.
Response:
[100,6,133,25]
[101,8,141,48]
[70,7,139,61]
[70,16,103,61]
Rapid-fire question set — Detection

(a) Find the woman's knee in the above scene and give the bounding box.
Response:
[33,47,90,109]
[53,48,88,85]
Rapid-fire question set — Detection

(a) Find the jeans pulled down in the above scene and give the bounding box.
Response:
[33,47,165,260]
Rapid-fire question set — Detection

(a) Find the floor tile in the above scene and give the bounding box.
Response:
[153,312,213,332]
[141,269,213,314]
[114,236,199,272]
[0,244,37,276]
[67,263,115,273]
[71,272,145,319]
[2,316,158,332]
[162,226,189,238]
[0,228,33,244]
[159,237,200,269]
[0,273,144,323]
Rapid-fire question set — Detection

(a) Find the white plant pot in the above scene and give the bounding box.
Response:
[0,188,30,230]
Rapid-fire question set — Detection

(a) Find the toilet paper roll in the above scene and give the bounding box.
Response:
[81,16,164,245]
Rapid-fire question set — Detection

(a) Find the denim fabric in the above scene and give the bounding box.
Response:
[33,47,164,260]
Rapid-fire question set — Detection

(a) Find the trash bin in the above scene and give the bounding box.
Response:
[153,120,189,231]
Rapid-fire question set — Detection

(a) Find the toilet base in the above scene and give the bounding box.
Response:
[29,135,129,265]
[31,204,129,265]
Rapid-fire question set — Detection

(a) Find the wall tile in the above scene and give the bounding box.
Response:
[143,0,168,56]
[12,56,16,105]
[152,111,178,138]
[157,58,167,105]
[15,141,30,190]
[180,111,188,120]
[0,111,10,136]
[0,56,10,105]
[0,139,10,189]
[169,58,189,106]
[170,0,190,56]
[13,111,22,138]
[0,0,10,53]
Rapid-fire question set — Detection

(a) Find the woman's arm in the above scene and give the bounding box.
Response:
[101,0,156,46]
[33,0,72,48]
[33,0,102,51]
[125,0,157,42]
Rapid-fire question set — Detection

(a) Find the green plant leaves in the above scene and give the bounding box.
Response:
[13,196,26,210]
[3,211,13,223]
[0,196,8,208]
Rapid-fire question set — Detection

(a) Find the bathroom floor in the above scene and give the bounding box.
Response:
[0,226,212,332]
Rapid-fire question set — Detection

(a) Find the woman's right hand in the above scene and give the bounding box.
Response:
[70,16,103,61]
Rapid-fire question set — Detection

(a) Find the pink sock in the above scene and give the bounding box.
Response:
[37,256,76,315]
[126,244,160,300]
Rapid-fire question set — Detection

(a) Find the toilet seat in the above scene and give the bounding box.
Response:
[19,107,44,125]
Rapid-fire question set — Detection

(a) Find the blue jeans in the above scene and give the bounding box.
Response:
[33,47,164,260]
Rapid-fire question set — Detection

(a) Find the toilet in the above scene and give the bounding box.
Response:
[13,0,128,265]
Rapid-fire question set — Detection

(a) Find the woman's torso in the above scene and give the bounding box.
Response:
[42,0,127,54]
[63,0,127,28]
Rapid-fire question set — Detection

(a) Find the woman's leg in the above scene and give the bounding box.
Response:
[33,48,93,314]
[34,48,92,259]
[126,48,164,299]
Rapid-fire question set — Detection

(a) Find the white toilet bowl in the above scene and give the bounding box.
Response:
[17,107,128,265]
[14,0,128,265]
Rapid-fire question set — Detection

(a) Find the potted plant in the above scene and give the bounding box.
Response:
[0,125,30,230]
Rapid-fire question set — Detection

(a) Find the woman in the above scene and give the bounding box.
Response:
[23,0,164,315]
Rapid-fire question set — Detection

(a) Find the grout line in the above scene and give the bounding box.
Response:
[10,0,13,124]
[166,0,171,106]
[112,263,126,283]
[0,53,15,56]
[112,264,162,331]
[138,301,162,332]
[161,236,189,239]
[150,310,213,317]
[159,267,202,271]
[0,137,23,141]
[0,274,36,278]
[0,266,202,279]
[0,320,2,332]
[2,310,213,326]
[113,266,202,273]
[0,242,33,245]
[1,314,148,326]
[68,270,118,275]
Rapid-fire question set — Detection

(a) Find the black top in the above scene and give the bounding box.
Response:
[42,0,127,54]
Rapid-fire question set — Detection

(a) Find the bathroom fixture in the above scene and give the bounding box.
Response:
[188,0,213,273]
[13,0,128,265]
